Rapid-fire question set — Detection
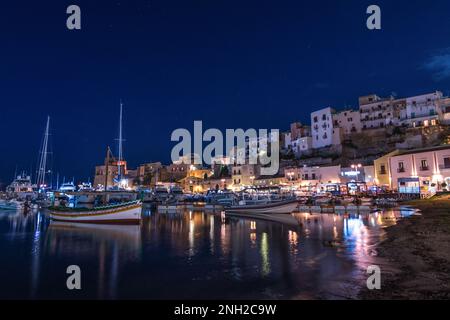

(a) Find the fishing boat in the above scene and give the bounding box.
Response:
[0,199,25,211]
[225,199,299,215]
[48,200,142,224]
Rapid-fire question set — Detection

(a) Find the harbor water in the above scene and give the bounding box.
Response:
[0,206,416,299]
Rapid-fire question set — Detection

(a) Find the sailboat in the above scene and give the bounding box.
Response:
[48,101,142,224]
[36,116,52,192]
[112,101,128,190]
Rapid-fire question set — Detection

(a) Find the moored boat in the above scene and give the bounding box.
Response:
[6,172,37,200]
[48,200,142,224]
[225,199,298,215]
[0,199,25,211]
[59,182,76,193]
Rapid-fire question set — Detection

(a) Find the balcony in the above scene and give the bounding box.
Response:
[439,164,450,170]
[378,170,387,175]
[419,166,429,171]
[397,168,405,173]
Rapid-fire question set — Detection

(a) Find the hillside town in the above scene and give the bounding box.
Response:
[93,90,450,198]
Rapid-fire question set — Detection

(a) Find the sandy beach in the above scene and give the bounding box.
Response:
[360,195,450,299]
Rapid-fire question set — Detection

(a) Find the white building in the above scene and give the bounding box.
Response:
[311,107,341,149]
[332,109,362,134]
[291,136,312,157]
[400,91,442,128]
[438,97,450,125]
[389,145,450,195]
[284,165,341,186]
[283,132,292,150]
[359,94,405,129]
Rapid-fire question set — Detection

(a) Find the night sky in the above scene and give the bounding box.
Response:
[1,0,450,186]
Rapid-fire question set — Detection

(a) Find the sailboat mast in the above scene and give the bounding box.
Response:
[105,146,110,191]
[118,101,123,180]
[36,116,50,189]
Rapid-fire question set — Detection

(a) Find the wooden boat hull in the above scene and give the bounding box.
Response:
[225,200,298,214]
[49,202,142,224]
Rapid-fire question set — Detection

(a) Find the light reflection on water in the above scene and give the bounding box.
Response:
[0,206,416,299]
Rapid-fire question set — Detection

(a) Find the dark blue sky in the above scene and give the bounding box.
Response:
[1,0,450,185]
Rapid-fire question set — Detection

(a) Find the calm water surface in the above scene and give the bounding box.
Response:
[0,206,416,299]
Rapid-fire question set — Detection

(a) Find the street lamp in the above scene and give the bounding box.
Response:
[350,163,362,195]
[351,164,362,181]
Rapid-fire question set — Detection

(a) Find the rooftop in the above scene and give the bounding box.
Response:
[396,144,450,156]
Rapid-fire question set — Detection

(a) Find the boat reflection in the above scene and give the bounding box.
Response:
[0,206,417,299]
[44,221,142,299]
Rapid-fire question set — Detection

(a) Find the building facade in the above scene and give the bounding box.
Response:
[389,145,450,195]
[373,150,401,187]
[231,164,260,188]
[400,91,442,128]
[333,109,362,134]
[291,136,312,157]
[311,107,340,149]
[358,94,405,129]
[438,98,450,125]
[137,162,163,186]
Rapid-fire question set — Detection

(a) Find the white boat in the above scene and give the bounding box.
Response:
[48,200,142,224]
[205,190,236,207]
[225,199,298,214]
[169,185,186,201]
[6,172,37,200]
[59,182,76,193]
[0,199,25,211]
[153,185,169,202]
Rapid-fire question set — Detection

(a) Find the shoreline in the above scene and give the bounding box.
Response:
[359,197,450,299]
